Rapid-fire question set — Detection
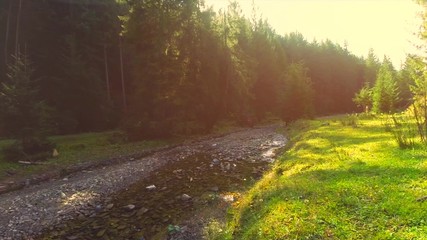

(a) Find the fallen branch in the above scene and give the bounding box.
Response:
[18,161,47,165]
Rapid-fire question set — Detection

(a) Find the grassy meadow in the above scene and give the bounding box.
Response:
[0,132,167,182]
[221,114,427,239]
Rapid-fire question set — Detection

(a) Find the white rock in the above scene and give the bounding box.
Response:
[124,204,135,210]
[181,194,191,201]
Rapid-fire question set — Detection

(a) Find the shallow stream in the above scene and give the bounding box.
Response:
[37,129,286,239]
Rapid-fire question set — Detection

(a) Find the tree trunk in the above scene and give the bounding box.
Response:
[4,0,12,65]
[104,44,111,101]
[119,36,127,111]
[15,0,22,57]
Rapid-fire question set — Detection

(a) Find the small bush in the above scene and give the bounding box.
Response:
[2,137,55,162]
[381,117,393,132]
[388,115,417,149]
[340,114,359,127]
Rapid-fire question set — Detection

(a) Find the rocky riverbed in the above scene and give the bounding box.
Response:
[0,124,286,240]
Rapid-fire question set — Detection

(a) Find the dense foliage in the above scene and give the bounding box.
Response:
[1,0,409,140]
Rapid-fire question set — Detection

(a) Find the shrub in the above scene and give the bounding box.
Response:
[387,115,417,149]
[2,137,55,162]
[339,114,359,127]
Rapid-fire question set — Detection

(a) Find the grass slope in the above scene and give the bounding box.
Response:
[0,132,167,182]
[226,115,427,239]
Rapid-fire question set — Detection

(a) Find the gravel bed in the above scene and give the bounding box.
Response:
[0,124,286,239]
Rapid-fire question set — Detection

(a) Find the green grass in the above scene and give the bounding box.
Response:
[223,115,427,239]
[0,131,168,182]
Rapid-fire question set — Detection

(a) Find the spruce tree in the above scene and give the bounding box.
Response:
[372,57,399,113]
[0,55,54,161]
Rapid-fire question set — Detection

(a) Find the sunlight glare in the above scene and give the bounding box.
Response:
[204,0,423,68]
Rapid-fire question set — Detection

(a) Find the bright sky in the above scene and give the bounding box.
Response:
[204,0,424,69]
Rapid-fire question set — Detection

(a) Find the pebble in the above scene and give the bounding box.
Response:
[136,208,149,216]
[181,194,191,201]
[124,204,135,210]
[95,205,102,212]
[222,194,235,202]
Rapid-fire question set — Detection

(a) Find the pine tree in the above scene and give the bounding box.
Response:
[353,83,373,113]
[0,55,54,161]
[372,57,399,113]
[406,56,427,142]
[281,62,314,121]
